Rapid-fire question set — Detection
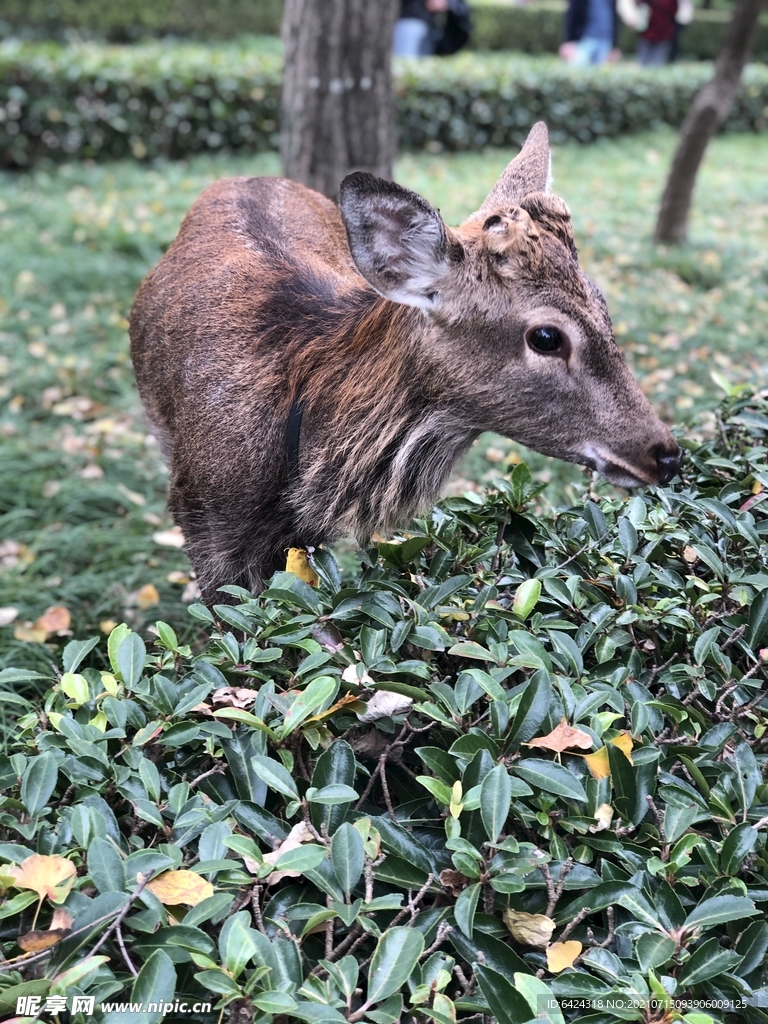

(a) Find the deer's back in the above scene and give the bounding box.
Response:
[129,176,361,452]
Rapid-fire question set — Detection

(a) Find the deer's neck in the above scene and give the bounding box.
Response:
[290,294,476,544]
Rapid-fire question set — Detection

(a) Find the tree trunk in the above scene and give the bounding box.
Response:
[280,0,399,200]
[654,0,764,244]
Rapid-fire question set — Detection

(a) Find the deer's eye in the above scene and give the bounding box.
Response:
[527,326,565,355]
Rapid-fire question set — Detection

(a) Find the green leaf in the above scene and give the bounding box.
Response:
[279,675,338,738]
[513,973,564,1024]
[447,641,494,661]
[683,894,758,930]
[251,754,299,801]
[635,933,675,973]
[20,752,58,817]
[107,623,132,677]
[607,743,640,824]
[504,670,552,753]
[273,844,327,873]
[183,893,235,928]
[720,823,758,874]
[512,758,586,802]
[117,632,146,688]
[417,776,452,805]
[450,926,530,978]
[252,992,298,1014]
[454,882,481,940]
[366,927,425,1005]
[582,500,607,541]
[310,740,357,835]
[218,911,260,978]
[693,626,720,666]
[480,764,512,844]
[62,636,100,674]
[745,587,768,649]
[476,964,537,1024]
[307,785,358,805]
[513,578,541,620]
[331,822,364,897]
[86,838,125,894]
[735,919,768,975]
[617,890,666,932]
[128,949,176,1024]
[677,936,743,987]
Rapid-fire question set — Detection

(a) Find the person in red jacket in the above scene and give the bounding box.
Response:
[638,0,677,64]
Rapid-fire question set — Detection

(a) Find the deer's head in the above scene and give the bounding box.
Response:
[339,123,681,488]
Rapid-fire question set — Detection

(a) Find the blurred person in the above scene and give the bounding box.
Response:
[618,0,693,64]
[393,0,450,57]
[561,0,620,66]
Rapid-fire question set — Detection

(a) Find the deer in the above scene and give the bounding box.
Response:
[130,122,682,605]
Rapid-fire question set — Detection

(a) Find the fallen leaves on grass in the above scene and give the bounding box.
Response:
[14,605,71,643]
[0,607,19,626]
[153,526,185,548]
[132,583,160,609]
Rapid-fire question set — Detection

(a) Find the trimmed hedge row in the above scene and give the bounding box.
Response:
[0,0,284,42]
[2,0,768,62]
[1,43,767,168]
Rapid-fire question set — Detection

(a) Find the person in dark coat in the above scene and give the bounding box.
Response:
[393,0,449,57]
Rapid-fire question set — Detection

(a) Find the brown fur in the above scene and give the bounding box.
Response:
[130,123,681,603]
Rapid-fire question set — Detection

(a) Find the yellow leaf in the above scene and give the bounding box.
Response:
[13,623,48,644]
[752,480,764,495]
[589,803,614,832]
[547,940,583,972]
[18,928,69,952]
[35,605,71,636]
[100,620,118,634]
[584,734,634,780]
[502,909,556,948]
[134,584,160,609]
[608,732,634,761]
[100,671,120,695]
[60,672,89,705]
[524,718,593,753]
[6,855,77,904]
[145,870,214,907]
[682,545,698,563]
[89,711,108,732]
[584,747,611,780]
[286,547,318,586]
[305,692,367,723]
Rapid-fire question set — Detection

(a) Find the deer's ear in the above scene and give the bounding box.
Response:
[466,121,552,224]
[340,173,450,310]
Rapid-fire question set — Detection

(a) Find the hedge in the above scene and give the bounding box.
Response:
[1,43,767,168]
[0,388,767,1022]
[2,0,768,63]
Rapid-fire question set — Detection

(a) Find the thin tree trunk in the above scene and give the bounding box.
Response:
[280,0,399,200]
[654,0,764,244]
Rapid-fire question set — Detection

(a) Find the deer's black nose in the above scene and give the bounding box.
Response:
[655,445,683,485]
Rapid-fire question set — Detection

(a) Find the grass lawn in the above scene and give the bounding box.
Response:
[1,129,767,670]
